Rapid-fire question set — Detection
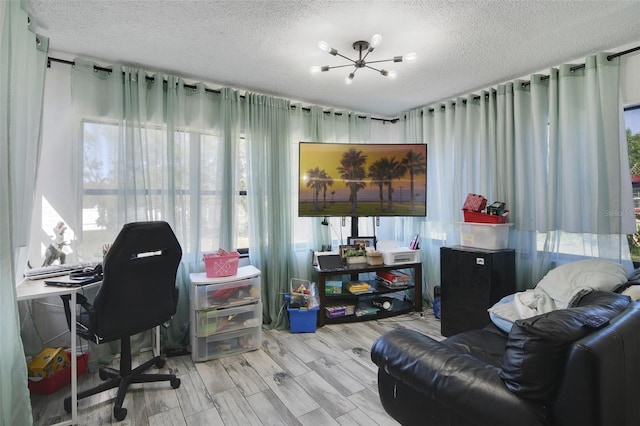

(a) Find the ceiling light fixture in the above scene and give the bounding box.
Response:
[311,34,415,84]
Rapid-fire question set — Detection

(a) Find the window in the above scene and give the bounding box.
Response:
[531,107,640,260]
[625,105,640,263]
[82,120,248,258]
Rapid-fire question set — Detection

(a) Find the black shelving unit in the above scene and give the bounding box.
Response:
[314,262,423,326]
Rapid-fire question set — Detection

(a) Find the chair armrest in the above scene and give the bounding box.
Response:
[371,329,548,426]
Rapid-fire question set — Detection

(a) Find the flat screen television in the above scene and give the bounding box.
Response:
[299,142,427,217]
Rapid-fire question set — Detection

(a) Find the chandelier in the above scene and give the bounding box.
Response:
[310,34,416,85]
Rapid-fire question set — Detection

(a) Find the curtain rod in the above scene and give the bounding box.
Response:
[525,45,640,85]
[416,44,640,116]
[48,44,639,123]
[46,57,399,124]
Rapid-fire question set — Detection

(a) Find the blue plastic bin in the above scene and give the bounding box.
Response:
[288,304,319,333]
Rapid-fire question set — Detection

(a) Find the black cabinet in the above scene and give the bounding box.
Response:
[440,246,515,337]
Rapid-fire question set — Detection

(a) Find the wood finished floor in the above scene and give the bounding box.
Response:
[30,309,444,426]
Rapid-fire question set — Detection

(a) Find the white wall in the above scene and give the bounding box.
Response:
[29,62,77,267]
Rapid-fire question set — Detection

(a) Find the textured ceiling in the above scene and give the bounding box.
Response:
[25,0,640,118]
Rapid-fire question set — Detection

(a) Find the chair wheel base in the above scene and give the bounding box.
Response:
[171,377,181,389]
[114,406,127,421]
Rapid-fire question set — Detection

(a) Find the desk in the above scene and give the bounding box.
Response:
[17,277,100,426]
[17,278,162,426]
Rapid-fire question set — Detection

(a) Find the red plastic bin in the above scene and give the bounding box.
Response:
[462,209,509,224]
[28,351,89,394]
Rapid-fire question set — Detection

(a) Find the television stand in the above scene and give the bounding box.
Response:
[314,262,422,326]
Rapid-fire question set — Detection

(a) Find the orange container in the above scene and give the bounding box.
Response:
[462,209,509,224]
[203,250,240,278]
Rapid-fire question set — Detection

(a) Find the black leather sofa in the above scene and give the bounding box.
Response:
[371,291,640,426]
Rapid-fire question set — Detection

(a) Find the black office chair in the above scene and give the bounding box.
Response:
[62,221,182,421]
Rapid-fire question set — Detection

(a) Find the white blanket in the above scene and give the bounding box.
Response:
[488,259,628,323]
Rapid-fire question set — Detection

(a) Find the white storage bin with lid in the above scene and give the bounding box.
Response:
[458,222,513,250]
[190,265,262,362]
[191,265,261,310]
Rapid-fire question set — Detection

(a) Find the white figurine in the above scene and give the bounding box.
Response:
[42,221,68,266]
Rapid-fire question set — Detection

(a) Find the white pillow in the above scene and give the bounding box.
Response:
[536,259,628,308]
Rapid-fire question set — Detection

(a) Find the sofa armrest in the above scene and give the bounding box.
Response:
[371,329,548,426]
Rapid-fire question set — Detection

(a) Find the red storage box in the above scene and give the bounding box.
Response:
[204,250,240,278]
[462,193,487,212]
[463,209,509,224]
[28,351,89,395]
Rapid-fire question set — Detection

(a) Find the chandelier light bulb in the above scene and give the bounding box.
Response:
[381,69,397,79]
[370,34,382,48]
[345,73,355,85]
[318,41,330,52]
[310,65,321,73]
[404,52,417,62]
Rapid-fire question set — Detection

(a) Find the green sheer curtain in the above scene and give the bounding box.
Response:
[244,93,297,329]
[393,110,431,303]
[402,52,634,294]
[1,2,48,424]
[548,54,634,234]
[70,61,243,357]
[289,106,373,274]
[302,106,331,256]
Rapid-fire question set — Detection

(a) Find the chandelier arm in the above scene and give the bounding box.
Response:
[325,64,357,70]
[364,64,383,73]
[334,52,356,63]
[361,49,374,62]
[365,58,396,65]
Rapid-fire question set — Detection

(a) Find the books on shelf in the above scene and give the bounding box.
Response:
[345,281,373,294]
[326,304,355,318]
[355,301,380,317]
[376,270,412,289]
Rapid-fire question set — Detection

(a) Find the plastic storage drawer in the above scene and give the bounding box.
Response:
[192,326,261,361]
[195,302,262,337]
[192,276,261,310]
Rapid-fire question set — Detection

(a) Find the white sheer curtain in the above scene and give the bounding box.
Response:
[1,2,48,424]
[402,53,634,295]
